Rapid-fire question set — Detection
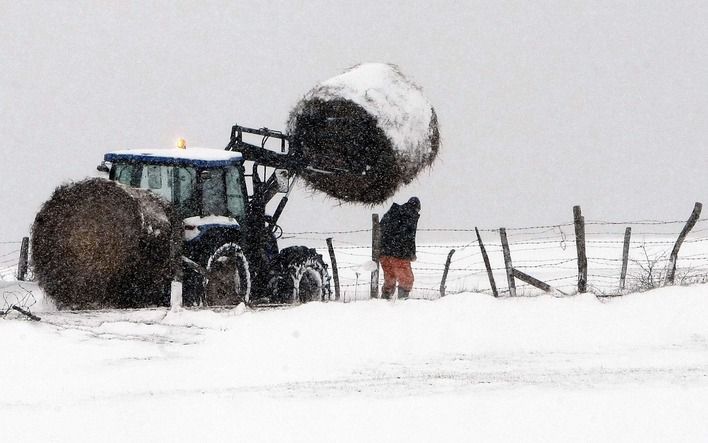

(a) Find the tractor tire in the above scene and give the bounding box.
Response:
[268,246,332,303]
[203,243,251,306]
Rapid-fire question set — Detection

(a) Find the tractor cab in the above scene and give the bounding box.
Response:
[95,128,331,306]
[101,145,257,306]
[102,146,247,223]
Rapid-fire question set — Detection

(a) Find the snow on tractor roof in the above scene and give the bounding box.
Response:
[105,147,244,168]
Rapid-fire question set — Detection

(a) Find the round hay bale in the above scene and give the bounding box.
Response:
[31,178,178,309]
[287,63,440,204]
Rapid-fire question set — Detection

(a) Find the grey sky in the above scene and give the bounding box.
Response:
[1,1,706,243]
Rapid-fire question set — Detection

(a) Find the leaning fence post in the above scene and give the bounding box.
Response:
[666,202,703,285]
[512,268,552,293]
[370,213,381,299]
[326,237,341,301]
[573,206,587,293]
[619,227,631,290]
[439,249,455,297]
[475,227,498,297]
[499,228,516,297]
[17,237,29,281]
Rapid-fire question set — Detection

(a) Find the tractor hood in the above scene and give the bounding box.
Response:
[183,215,241,242]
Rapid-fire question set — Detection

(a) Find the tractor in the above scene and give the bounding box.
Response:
[34,64,438,310]
[98,124,332,307]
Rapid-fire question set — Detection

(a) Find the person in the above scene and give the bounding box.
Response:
[379,196,420,300]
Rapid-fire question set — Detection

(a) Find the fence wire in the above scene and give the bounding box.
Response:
[1,215,706,303]
[301,216,708,301]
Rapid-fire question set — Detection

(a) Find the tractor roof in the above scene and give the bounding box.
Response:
[105,148,244,168]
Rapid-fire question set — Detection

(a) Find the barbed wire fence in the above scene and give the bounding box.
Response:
[0,282,40,320]
[0,239,23,281]
[280,202,707,301]
[0,238,40,319]
[1,202,706,307]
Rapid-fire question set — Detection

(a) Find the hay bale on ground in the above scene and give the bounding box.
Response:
[31,178,178,309]
[287,63,440,204]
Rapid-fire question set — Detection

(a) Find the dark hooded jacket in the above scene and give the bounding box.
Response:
[380,201,419,260]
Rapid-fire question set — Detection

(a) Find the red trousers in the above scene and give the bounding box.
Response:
[380,256,414,294]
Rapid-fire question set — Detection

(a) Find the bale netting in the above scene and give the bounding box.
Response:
[287,63,440,204]
[31,178,178,309]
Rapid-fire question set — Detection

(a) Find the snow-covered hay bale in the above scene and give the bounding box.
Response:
[287,63,439,204]
[31,178,178,309]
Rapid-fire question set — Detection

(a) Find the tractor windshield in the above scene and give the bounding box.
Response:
[112,163,246,221]
[114,163,198,218]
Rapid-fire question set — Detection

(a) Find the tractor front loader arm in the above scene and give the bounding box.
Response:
[225,124,303,172]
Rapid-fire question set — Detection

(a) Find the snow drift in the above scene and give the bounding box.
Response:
[287,63,440,204]
[1,284,708,442]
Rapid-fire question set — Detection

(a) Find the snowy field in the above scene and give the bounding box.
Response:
[3,1,708,441]
[1,225,707,442]
[1,237,708,442]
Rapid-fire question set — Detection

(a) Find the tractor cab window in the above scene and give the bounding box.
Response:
[112,162,198,219]
[201,170,227,216]
[199,167,246,221]
[173,166,198,218]
[111,162,242,221]
[140,165,172,202]
[114,163,142,187]
[226,166,246,221]
[147,165,162,189]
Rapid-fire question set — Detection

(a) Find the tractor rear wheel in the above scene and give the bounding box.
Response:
[268,246,332,303]
[203,243,251,306]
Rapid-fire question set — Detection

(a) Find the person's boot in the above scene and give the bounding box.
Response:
[397,287,410,300]
[381,288,394,300]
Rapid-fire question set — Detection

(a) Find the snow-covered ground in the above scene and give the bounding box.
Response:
[1,277,707,442]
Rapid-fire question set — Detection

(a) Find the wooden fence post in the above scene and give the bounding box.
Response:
[666,202,703,285]
[370,213,381,299]
[326,237,341,301]
[619,227,631,290]
[499,228,516,297]
[11,306,40,321]
[17,237,29,281]
[512,268,552,293]
[573,206,587,293]
[440,249,455,297]
[475,227,498,297]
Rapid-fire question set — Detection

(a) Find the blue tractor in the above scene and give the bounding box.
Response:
[99,125,332,307]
